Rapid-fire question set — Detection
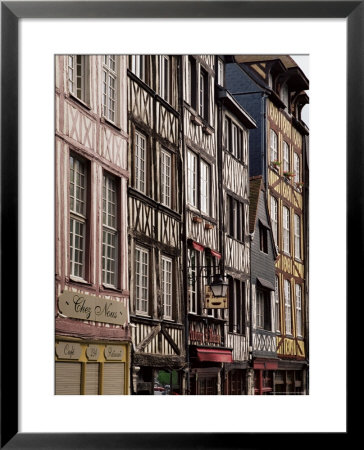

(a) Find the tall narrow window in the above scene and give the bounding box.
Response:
[135,131,146,194]
[270,129,278,162]
[187,150,198,207]
[159,55,170,102]
[199,68,208,119]
[284,280,292,335]
[68,55,89,103]
[135,246,149,315]
[281,83,289,108]
[294,153,300,183]
[102,173,118,287]
[270,196,278,245]
[70,156,87,279]
[256,290,271,331]
[275,276,280,332]
[283,206,290,254]
[294,214,301,259]
[283,142,290,172]
[231,123,238,158]
[200,160,210,215]
[217,59,224,86]
[130,55,145,82]
[161,149,172,208]
[259,223,268,253]
[224,117,230,151]
[162,256,173,319]
[188,249,198,314]
[229,279,245,334]
[102,55,117,123]
[296,284,302,337]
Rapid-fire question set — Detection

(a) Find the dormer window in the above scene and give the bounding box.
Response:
[281,83,289,109]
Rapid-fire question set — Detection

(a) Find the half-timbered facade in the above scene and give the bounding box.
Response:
[55,55,131,395]
[127,55,185,394]
[181,55,230,395]
[216,65,257,395]
[225,55,309,394]
[249,175,279,394]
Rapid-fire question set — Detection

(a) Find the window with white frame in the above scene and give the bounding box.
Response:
[67,55,89,103]
[135,131,146,194]
[295,284,302,337]
[102,55,117,123]
[161,149,172,208]
[283,206,290,254]
[135,246,149,315]
[130,55,145,82]
[188,249,198,314]
[232,123,239,158]
[162,256,173,319]
[200,160,210,215]
[203,251,218,318]
[159,55,170,102]
[270,129,278,162]
[270,196,278,245]
[199,68,208,119]
[187,150,198,207]
[102,173,118,287]
[284,280,292,335]
[275,276,280,332]
[217,59,224,86]
[294,153,300,183]
[256,289,271,331]
[294,214,301,260]
[224,117,230,151]
[283,141,290,172]
[69,155,87,279]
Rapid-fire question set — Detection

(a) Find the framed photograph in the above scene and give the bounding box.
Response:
[1,1,356,448]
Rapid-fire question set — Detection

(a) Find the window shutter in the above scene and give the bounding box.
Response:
[103,363,125,395]
[85,363,99,395]
[55,362,82,395]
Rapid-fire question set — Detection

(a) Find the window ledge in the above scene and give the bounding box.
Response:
[101,116,121,132]
[69,276,91,285]
[190,114,203,126]
[101,284,122,293]
[67,92,91,110]
[202,125,214,136]
[294,257,303,264]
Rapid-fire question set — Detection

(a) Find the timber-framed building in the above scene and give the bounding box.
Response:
[226,55,309,394]
[127,55,185,394]
[55,55,131,395]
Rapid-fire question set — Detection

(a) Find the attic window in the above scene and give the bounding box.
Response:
[259,222,268,254]
[281,83,289,109]
[268,72,273,88]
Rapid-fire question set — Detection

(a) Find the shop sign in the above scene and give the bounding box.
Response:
[86,345,100,361]
[58,290,127,326]
[56,341,82,360]
[204,285,228,309]
[105,345,124,361]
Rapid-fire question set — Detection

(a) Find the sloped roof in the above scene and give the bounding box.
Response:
[234,55,297,68]
[249,175,263,234]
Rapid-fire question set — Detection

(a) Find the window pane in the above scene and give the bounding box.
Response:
[200,161,210,215]
[102,174,118,286]
[136,247,149,314]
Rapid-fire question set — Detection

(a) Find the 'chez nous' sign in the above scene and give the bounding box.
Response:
[58,290,127,326]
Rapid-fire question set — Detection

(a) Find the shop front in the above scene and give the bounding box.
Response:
[55,340,130,395]
[189,346,233,395]
[253,359,279,395]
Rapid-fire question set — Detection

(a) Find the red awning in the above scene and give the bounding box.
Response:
[210,249,221,259]
[192,241,204,252]
[197,348,233,363]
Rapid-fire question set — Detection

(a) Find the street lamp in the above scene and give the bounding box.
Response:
[209,273,229,298]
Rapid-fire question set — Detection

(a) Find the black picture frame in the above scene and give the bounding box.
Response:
[1,1,355,448]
